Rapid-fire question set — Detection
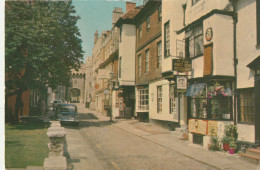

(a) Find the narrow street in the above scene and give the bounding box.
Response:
[63,104,257,170]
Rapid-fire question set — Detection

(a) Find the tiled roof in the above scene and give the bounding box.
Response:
[121,8,142,19]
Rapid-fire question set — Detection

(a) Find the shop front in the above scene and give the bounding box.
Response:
[186,78,234,148]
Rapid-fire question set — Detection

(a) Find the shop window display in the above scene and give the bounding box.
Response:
[187,81,232,120]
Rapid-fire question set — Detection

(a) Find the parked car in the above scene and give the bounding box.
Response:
[55,103,79,126]
[52,100,62,110]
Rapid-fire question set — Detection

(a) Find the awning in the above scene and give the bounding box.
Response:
[186,83,206,97]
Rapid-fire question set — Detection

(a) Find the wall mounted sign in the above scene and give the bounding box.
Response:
[172,59,192,72]
[205,27,213,41]
[176,76,187,90]
[188,119,208,135]
[207,120,218,136]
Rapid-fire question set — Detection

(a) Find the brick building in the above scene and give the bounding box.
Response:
[134,0,163,122]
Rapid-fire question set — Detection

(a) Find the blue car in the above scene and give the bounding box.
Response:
[56,103,79,126]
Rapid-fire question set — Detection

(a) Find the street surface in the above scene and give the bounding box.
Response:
[64,104,258,170]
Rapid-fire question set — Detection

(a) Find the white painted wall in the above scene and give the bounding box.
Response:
[191,56,204,78]
[203,14,234,76]
[119,24,136,86]
[149,79,180,122]
[112,91,120,118]
[185,0,230,25]
[236,0,259,89]
[162,0,186,73]
[237,124,255,143]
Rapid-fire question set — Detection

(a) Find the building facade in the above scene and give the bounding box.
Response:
[115,2,143,118]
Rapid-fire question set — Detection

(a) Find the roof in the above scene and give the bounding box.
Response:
[247,56,260,69]
[115,6,143,27]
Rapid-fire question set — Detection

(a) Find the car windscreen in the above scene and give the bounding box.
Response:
[60,105,76,112]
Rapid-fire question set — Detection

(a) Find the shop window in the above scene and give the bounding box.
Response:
[185,24,204,58]
[145,49,150,72]
[158,5,162,21]
[164,21,170,57]
[157,86,162,113]
[238,88,255,123]
[146,16,150,31]
[138,88,149,111]
[157,41,162,68]
[169,84,177,114]
[187,81,232,120]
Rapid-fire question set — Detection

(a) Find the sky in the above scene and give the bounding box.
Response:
[72,0,144,62]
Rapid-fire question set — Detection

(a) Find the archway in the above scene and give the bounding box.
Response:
[70,88,81,103]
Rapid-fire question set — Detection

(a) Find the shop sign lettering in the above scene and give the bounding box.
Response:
[172,59,192,72]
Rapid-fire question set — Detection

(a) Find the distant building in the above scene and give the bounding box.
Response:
[67,63,86,103]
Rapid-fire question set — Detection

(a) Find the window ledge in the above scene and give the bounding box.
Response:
[237,122,255,125]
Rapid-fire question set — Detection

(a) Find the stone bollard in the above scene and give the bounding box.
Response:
[44,121,67,170]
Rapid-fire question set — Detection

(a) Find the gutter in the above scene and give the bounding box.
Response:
[232,0,238,125]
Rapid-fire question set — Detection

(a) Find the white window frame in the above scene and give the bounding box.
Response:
[157,86,162,113]
[138,88,149,111]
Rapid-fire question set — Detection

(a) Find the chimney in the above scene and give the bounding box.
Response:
[112,7,123,27]
[126,2,136,12]
[94,30,98,44]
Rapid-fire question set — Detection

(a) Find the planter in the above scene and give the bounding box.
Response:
[229,148,236,154]
[223,143,229,151]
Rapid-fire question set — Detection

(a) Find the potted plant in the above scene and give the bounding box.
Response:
[228,140,237,154]
[224,124,238,141]
[221,136,233,151]
[209,136,221,151]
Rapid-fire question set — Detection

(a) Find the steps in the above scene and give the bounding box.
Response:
[171,125,188,140]
[240,147,260,164]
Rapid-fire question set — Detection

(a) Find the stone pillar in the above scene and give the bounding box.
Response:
[44,121,67,170]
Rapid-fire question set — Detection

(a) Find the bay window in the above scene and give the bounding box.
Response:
[185,24,204,58]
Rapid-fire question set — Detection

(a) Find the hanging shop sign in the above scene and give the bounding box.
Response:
[188,119,208,135]
[172,59,192,72]
[176,76,187,90]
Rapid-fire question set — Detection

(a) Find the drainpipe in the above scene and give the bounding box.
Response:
[232,0,238,125]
